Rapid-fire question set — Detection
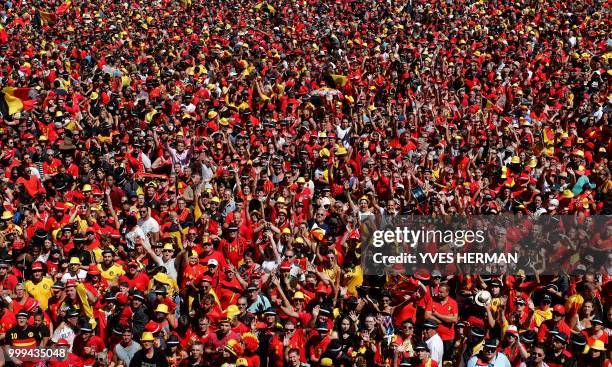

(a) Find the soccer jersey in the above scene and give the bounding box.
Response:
[25,277,54,310]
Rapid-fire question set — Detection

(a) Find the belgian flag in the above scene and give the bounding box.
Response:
[323,73,348,89]
[0,87,36,119]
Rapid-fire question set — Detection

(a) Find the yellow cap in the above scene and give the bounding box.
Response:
[207,111,218,119]
[587,339,606,352]
[155,304,169,314]
[1,211,12,220]
[528,159,537,168]
[319,148,330,158]
[82,184,92,192]
[141,332,155,342]
[69,257,81,265]
[211,196,221,203]
[162,243,174,251]
[293,291,305,300]
[226,305,240,319]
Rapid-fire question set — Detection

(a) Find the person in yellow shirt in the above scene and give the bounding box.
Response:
[97,249,125,285]
[24,262,54,310]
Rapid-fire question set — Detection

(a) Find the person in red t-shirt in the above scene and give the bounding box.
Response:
[118,262,150,292]
[50,339,84,367]
[425,283,458,361]
[537,305,571,343]
[72,321,105,366]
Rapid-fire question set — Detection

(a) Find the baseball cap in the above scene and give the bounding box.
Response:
[423,319,438,329]
[414,342,429,352]
[553,304,566,315]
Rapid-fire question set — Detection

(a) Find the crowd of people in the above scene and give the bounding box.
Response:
[0,0,610,366]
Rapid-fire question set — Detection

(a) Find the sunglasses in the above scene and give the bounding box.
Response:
[533,352,544,357]
[484,348,496,353]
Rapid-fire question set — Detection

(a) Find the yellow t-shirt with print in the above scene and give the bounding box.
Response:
[25,277,54,310]
[97,264,125,283]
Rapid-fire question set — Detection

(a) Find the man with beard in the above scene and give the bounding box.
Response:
[97,249,125,285]
[425,283,459,361]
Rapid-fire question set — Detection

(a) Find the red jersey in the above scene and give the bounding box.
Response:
[72,335,105,366]
[220,237,249,267]
[429,297,458,341]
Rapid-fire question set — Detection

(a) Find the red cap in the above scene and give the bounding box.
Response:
[553,304,565,315]
[12,241,25,250]
[87,264,101,276]
[145,321,161,333]
[31,262,44,271]
[54,202,66,211]
[56,338,70,347]
[413,269,431,281]
[65,279,77,288]
[280,260,292,271]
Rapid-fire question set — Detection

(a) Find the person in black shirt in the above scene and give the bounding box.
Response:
[129,332,168,367]
[31,311,50,346]
[67,233,94,266]
[6,311,40,367]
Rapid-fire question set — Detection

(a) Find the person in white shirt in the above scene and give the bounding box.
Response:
[125,216,150,249]
[468,339,511,367]
[137,206,160,243]
[61,257,88,282]
[51,308,80,351]
[422,318,444,364]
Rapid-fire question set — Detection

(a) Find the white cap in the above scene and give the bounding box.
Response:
[548,198,559,209]
[207,259,219,266]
